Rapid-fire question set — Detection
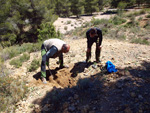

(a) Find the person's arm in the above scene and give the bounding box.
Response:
[59,53,64,68]
[86,31,91,48]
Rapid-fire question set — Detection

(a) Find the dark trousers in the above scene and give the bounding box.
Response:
[41,44,62,78]
[86,40,101,62]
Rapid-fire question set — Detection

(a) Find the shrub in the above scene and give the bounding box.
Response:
[144,21,150,29]
[124,17,139,28]
[102,27,108,35]
[10,53,30,68]
[1,42,42,61]
[66,21,71,24]
[28,59,40,72]
[131,38,149,45]
[112,16,126,25]
[0,76,28,112]
[118,35,126,40]
[146,14,150,18]
[126,10,146,18]
[91,18,109,25]
[38,22,60,41]
[64,26,68,30]
[138,17,143,21]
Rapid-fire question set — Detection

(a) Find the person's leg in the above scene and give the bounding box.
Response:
[86,41,94,62]
[95,43,101,63]
[41,44,47,83]
[86,48,91,62]
[41,54,47,78]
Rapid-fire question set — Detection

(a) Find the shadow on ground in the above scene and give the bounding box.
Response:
[70,61,94,77]
[32,61,150,113]
[33,68,62,81]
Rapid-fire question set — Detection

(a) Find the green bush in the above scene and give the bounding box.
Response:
[112,16,126,25]
[131,38,149,45]
[82,22,92,28]
[66,21,71,24]
[0,76,28,112]
[38,22,60,41]
[28,59,40,72]
[126,10,146,18]
[1,42,42,61]
[10,53,30,68]
[144,21,150,29]
[64,26,68,30]
[118,35,126,40]
[102,27,108,35]
[146,14,150,18]
[124,17,139,28]
[91,18,109,25]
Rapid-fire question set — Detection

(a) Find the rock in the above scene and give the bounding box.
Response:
[84,68,89,73]
[92,107,96,110]
[63,102,69,109]
[68,106,76,112]
[81,105,90,113]
[92,64,97,69]
[63,108,69,113]
[124,107,132,113]
[89,111,95,113]
[116,82,123,89]
[42,104,49,111]
[138,95,143,100]
[111,57,115,60]
[130,92,136,98]
[74,94,79,100]
[34,104,40,109]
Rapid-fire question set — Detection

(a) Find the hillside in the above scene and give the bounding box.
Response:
[3,9,150,113]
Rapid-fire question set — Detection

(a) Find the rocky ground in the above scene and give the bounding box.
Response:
[5,37,150,113]
[5,9,150,113]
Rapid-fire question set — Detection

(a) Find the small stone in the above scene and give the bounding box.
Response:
[111,57,115,60]
[116,82,123,89]
[74,94,79,100]
[84,68,88,73]
[89,111,95,113]
[63,102,69,109]
[92,107,96,110]
[34,104,40,109]
[138,95,143,100]
[92,64,97,69]
[130,92,136,98]
[124,107,132,113]
[68,106,76,112]
[81,105,90,113]
[42,104,49,111]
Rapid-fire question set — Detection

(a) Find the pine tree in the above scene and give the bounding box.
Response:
[84,0,99,15]
[70,0,84,17]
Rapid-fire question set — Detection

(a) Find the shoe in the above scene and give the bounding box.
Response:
[41,77,47,84]
[96,60,101,63]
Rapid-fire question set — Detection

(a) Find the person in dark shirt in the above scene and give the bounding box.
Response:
[86,28,103,63]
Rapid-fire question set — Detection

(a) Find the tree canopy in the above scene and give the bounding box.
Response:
[0,0,149,47]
